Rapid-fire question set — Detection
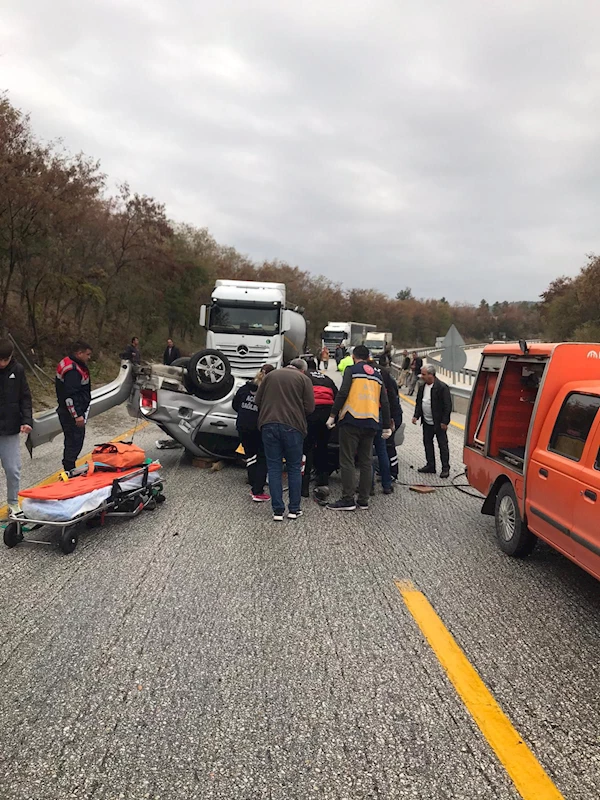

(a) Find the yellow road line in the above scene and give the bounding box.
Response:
[1,421,149,517]
[399,392,465,431]
[395,580,564,800]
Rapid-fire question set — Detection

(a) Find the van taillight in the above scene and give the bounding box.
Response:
[140,388,157,413]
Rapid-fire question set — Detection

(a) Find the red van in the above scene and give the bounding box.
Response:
[464,342,600,580]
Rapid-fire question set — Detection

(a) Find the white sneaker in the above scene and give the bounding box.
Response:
[287,510,303,520]
[273,513,284,522]
[8,504,20,517]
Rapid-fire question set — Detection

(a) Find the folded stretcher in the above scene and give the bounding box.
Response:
[3,443,165,554]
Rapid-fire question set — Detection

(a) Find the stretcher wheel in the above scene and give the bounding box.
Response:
[59,527,78,554]
[4,522,22,548]
[155,494,166,504]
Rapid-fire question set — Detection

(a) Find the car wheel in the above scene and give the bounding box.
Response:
[170,357,190,368]
[188,349,231,390]
[184,371,235,401]
[3,521,22,548]
[494,482,537,557]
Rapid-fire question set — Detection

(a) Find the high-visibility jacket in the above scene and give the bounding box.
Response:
[330,361,391,430]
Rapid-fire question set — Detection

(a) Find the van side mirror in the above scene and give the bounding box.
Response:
[281,309,291,332]
[199,305,206,327]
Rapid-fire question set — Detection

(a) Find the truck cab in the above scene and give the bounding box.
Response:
[464,342,600,580]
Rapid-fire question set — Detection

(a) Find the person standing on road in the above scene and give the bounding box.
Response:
[233,364,274,502]
[378,355,403,482]
[302,358,338,498]
[0,339,33,515]
[163,338,181,365]
[122,336,141,365]
[334,345,343,366]
[319,346,330,371]
[326,345,391,511]
[338,352,354,374]
[412,364,452,478]
[55,341,93,473]
[400,350,411,387]
[255,359,315,521]
[407,351,423,396]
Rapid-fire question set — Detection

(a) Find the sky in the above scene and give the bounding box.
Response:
[1,0,600,303]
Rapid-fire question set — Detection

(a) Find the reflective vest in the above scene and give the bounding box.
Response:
[339,362,383,428]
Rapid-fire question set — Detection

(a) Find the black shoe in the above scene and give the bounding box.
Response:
[440,469,450,479]
[326,498,357,511]
[357,500,369,510]
[418,466,436,474]
[383,486,394,495]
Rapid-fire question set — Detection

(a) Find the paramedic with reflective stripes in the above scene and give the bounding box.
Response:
[55,342,93,472]
[326,345,391,511]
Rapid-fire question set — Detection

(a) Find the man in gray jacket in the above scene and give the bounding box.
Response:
[255,359,315,521]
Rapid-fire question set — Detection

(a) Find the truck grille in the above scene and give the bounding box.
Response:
[215,343,271,373]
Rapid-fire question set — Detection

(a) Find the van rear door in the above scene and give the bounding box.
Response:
[526,390,600,556]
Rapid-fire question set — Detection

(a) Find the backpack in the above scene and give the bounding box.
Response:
[92,442,146,470]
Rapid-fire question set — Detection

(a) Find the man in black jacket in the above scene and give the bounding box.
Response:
[55,341,93,472]
[302,358,338,497]
[378,357,403,480]
[163,339,181,365]
[412,365,452,478]
[121,337,141,364]
[0,339,33,514]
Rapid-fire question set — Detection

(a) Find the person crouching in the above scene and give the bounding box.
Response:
[302,358,338,498]
[232,364,275,502]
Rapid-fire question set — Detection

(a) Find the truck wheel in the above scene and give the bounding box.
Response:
[188,349,231,389]
[494,483,537,557]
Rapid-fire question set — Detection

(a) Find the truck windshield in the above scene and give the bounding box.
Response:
[209,303,279,335]
[365,340,382,348]
[323,331,345,343]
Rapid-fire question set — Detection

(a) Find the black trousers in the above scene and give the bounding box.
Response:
[302,409,331,491]
[386,430,398,479]
[339,425,375,503]
[238,429,268,495]
[58,409,86,472]
[422,422,449,471]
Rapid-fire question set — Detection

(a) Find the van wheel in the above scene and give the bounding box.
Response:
[494,483,537,557]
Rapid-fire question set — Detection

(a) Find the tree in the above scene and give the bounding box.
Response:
[396,287,413,301]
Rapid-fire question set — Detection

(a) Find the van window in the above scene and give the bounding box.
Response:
[549,393,600,461]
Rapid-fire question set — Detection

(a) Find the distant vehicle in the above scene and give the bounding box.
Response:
[464,341,600,581]
[321,321,375,353]
[435,336,445,349]
[364,332,393,358]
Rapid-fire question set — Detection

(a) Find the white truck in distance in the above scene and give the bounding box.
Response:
[200,280,306,377]
[321,321,375,353]
[364,331,393,358]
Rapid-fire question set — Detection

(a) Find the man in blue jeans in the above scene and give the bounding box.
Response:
[255,359,315,521]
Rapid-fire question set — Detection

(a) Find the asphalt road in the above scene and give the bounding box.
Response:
[0,391,599,798]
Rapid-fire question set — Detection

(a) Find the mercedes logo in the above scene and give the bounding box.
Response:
[237,345,249,356]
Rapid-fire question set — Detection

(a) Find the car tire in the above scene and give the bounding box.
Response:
[184,371,235,401]
[494,482,537,557]
[188,349,231,390]
[170,357,190,368]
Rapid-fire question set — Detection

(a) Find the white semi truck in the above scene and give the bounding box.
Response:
[364,331,393,358]
[321,321,375,354]
[200,280,306,377]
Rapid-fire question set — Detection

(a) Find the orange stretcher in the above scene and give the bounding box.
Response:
[4,461,165,554]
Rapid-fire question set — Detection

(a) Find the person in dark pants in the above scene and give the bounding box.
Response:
[326,345,391,511]
[55,341,93,472]
[334,345,343,366]
[302,358,338,498]
[121,337,141,364]
[377,356,403,483]
[412,365,452,478]
[0,339,33,515]
[407,351,423,396]
[163,338,181,365]
[232,365,274,502]
[255,359,315,521]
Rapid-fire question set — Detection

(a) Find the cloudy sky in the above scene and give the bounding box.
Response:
[2,0,599,302]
